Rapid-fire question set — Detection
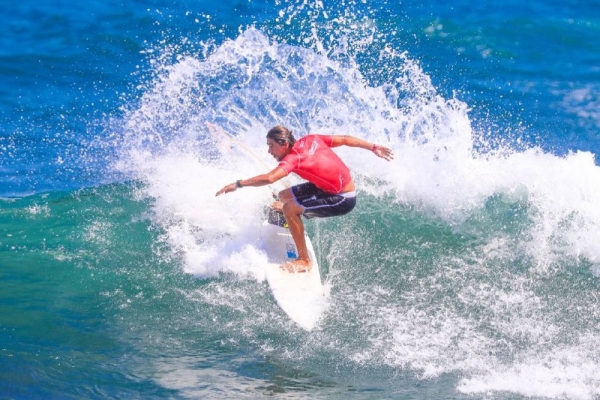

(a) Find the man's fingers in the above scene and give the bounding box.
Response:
[215,184,234,196]
[377,146,394,161]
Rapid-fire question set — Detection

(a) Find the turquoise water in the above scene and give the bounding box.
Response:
[2,1,600,398]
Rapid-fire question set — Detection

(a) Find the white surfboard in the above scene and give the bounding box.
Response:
[260,209,325,331]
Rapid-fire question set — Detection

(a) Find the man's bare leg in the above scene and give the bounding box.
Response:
[273,189,312,273]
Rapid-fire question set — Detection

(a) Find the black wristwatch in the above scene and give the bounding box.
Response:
[235,180,243,188]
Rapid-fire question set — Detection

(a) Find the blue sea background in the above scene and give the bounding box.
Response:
[1,0,600,398]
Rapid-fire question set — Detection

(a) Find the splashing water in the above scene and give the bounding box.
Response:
[112,19,600,399]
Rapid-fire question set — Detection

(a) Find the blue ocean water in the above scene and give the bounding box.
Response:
[1,0,600,398]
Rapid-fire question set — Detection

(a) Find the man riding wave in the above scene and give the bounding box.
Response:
[216,125,393,272]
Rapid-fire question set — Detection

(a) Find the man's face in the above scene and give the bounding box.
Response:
[267,138,289,161]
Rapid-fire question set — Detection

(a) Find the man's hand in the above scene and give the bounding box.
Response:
[215,183,237,196]
[373,145,394,161]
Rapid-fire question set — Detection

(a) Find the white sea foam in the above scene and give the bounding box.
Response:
[116,26,600,399]
[458,334,600,400]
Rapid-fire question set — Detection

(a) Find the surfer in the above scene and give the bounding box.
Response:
[215,125,393,272]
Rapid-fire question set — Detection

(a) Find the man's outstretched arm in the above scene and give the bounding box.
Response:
[215,167,288,196]
[329,135,394,161]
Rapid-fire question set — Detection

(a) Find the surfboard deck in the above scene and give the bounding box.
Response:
[260,209,325,331]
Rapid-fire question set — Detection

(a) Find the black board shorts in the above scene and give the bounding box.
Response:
[291,182,356,219]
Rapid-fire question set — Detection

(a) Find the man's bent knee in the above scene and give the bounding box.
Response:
[278,188,293,201]
[282,199,304,216]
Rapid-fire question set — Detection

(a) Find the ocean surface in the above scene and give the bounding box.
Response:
[1,0,600,398]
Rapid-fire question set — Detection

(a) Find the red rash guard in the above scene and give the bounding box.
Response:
[277,134,352,194]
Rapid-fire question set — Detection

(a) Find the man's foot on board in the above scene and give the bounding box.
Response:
[280,259,312,273]
[270,201,283,213]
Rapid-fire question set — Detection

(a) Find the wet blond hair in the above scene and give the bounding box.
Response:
[266,125,296,146]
